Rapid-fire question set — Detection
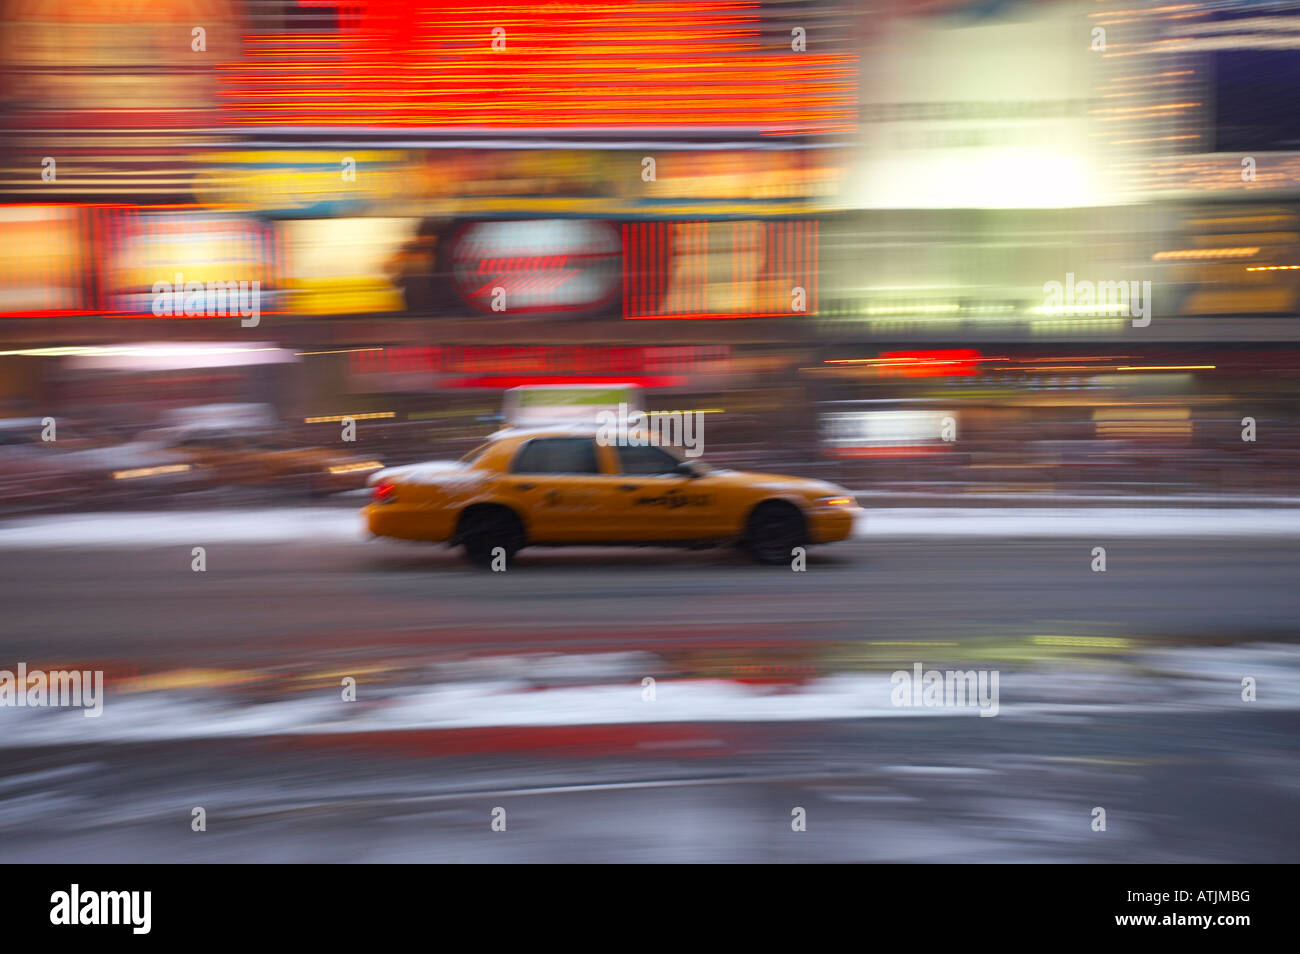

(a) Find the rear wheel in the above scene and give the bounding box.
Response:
[457,506,525,568]
[743,501,807,565]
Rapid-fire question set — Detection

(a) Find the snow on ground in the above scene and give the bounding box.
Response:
[858,507,1300,537]
[0,505,1297,548]
[3,643,1297,747]
[0,507,367,547]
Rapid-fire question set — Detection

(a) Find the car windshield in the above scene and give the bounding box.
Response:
[459,443,489,464]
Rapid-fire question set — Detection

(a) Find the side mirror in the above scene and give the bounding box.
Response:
[673,461,700,478]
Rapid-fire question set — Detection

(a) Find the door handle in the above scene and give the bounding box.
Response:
[514,482,536,490]
[619,484,640,491]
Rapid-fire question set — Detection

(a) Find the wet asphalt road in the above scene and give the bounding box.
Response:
[0,534,1297,666]
[1,710,1295,862]
[0,528,1297,862]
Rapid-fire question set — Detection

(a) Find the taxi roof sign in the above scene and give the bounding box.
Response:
[503,384,643,427]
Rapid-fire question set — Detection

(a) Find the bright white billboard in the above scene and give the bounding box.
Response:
[846,1,1116,209]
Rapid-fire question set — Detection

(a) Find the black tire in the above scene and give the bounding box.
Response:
[457,506,525,568]
[742,501,807,565]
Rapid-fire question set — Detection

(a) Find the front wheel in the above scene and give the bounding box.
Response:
[458,507,525,568]
[742,502,808,565]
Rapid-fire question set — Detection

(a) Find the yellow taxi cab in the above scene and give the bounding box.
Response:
[364,426,860,566]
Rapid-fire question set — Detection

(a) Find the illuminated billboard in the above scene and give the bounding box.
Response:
[845,1,1116,209]
[281,217,408,316]
[102,210,281,318]
[451,220,621,316]
[0,206,85,316]
[192,148,842,218]
[821,409,957,459]
[623,220,819,319]
[218,0,856,134]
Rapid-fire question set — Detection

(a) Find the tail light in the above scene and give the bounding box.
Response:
[372,480,396,503]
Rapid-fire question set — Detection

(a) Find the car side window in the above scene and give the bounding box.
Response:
[511,437,599,475]
[617,444,681,476]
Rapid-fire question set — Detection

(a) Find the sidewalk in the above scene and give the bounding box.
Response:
[848,489,1300,508]
[2,502,1299,547]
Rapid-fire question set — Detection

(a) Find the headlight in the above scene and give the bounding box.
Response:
[817,495,855,507]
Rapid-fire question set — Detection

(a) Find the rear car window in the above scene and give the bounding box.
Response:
[511,437,599,474]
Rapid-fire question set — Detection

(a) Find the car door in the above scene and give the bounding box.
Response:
[502,436,626,543]
[607,444,726,541]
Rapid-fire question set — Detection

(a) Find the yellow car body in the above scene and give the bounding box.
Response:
[364,427,860,564]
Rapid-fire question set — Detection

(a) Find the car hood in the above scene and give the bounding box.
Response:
[368,460,471,485]
[709,470,850,498]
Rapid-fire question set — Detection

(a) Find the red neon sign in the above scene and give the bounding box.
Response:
[876,349,982,377]
[221,1,857,133]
